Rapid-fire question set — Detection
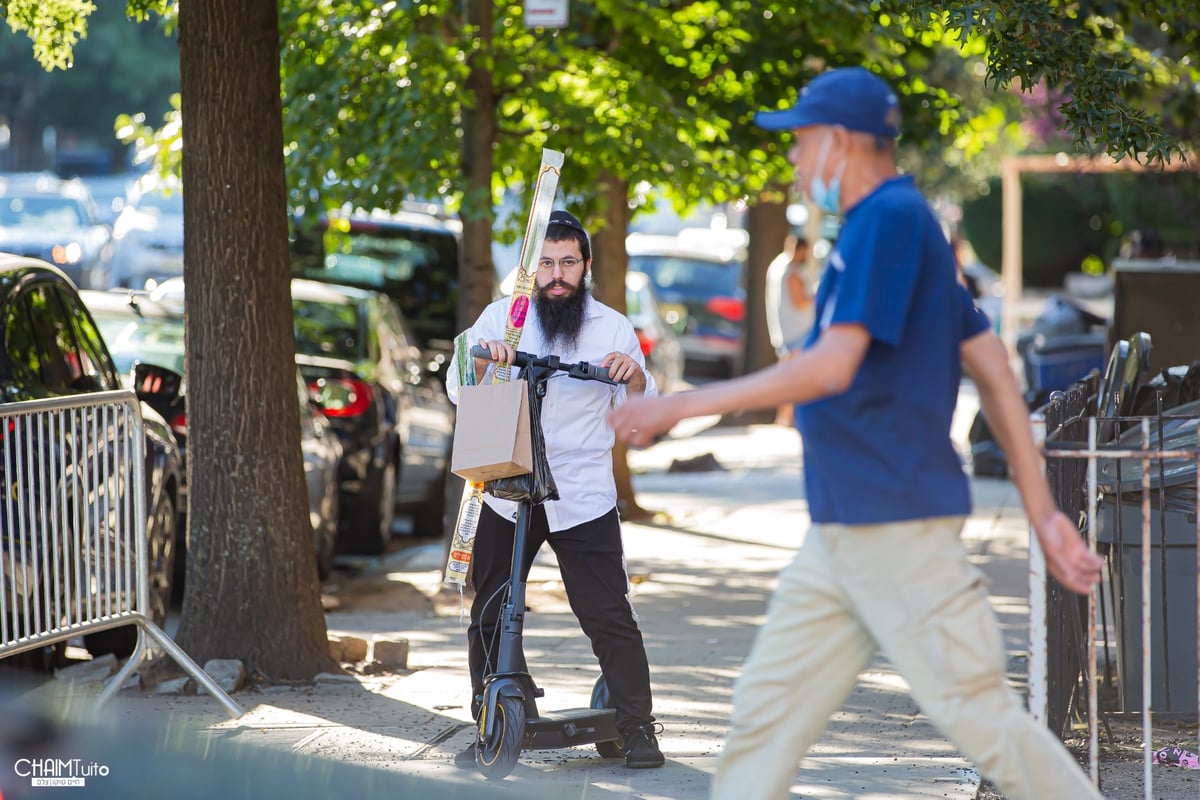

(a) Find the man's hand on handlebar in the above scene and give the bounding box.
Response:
[475,338,515,368]
[600,352,647,394]
[471,343,631,387]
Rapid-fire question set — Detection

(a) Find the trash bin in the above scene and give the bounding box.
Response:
[1024,332,1107,396]
[1096,408,1200,713]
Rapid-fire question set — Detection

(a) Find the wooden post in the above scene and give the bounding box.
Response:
[1000,157,1023,356]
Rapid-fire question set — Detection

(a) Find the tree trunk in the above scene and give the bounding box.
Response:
[719,196,789,426]
[590,172,651,521]
[175,0,335,679]
[458,0,497,332]
[2,75,45,171]
[744,198,789,373]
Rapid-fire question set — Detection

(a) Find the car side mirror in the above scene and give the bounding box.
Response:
[132,362,184,406]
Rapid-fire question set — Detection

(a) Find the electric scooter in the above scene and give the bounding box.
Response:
[467,345,626,779]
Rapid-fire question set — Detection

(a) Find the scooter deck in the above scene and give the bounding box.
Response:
[523,707,619,750]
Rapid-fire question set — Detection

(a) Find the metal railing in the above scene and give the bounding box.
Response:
[1,391,241,718]
[1028,372,1098,738]
[1033,379,1200,797]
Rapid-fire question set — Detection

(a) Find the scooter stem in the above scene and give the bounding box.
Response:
[497,500,531,674]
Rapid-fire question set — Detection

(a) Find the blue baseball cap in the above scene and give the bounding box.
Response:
[754,67,902,139]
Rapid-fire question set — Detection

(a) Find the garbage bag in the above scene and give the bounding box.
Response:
[486,375,559,504]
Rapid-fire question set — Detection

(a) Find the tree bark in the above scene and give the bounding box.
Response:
[591,171,651,521]
[1,75,45,171]
[175,0,335,679]
[744,198,789,374]
[458,0,497,331]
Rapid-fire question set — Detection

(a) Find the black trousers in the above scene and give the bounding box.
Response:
[468,502,654,729]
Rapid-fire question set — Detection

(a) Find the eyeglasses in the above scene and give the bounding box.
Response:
[538,257,584,271]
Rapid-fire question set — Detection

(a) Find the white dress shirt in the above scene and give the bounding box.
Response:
[446,293,658,531]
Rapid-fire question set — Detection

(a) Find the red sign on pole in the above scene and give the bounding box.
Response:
[524,0,568,29]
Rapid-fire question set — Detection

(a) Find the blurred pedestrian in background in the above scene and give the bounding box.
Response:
[764,233,813,425]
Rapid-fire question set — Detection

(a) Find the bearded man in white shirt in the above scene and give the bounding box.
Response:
[445,210,665,770]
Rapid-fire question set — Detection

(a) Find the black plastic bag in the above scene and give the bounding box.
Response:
[486,374,558,504]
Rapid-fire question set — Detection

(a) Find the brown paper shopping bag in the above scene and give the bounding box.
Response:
[450,379,534,482]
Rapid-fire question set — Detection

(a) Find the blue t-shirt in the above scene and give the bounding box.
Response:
[795,176,990,524]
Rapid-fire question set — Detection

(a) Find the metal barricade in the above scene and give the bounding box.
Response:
[1036,385,1200,798]
[1,391,241,718]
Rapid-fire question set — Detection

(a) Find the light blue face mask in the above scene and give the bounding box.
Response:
[808,132,846,215]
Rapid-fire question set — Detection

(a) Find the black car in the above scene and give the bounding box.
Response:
[0,254,182,662]
[626,231,747,377]
[291,208,465,381]
[626,271,684,393]
[291,278,454,555]
[102,282,345,579]
[0,173,114,290]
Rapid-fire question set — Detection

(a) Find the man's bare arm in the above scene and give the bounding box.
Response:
[609,324,870,443]
[961,331,1104,595]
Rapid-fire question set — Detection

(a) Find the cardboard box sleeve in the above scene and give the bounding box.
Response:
[451,380,534,482]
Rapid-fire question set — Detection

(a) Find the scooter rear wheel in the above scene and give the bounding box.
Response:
[477,695,525,780]
[590,674,624,759]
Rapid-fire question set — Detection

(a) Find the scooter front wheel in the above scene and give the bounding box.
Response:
[477,695,525,779]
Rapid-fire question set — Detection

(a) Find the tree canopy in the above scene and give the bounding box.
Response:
[14,2,1197,187]
[906,1,1199,164]
[277,1,1003,228]
[0,0,177,168]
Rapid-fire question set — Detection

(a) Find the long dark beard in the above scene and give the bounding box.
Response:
[534,280,589,353]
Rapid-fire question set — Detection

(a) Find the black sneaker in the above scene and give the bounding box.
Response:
[620,722,665,769]
[452,741,477,769]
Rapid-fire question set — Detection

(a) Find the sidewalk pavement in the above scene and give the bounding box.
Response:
[12,387,1046,800]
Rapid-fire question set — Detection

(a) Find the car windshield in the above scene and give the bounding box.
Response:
[92,314,187,376]
[628,254,741,298]
[292,218,459,348]
[293,298,366,361]
[0,196,86,229]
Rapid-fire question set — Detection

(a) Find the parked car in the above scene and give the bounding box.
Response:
[295,368,342,579]
[107,174,184,290]
[0,173,114,290]
[291,207,465,381]
[76,172,139,227]
[85,285,344,579]
[0,254,181,663]
[289,278,455,554]
[626,229,747,377]
[626,270,684,392]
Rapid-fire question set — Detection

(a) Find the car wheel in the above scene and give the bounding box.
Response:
[374,459,397,550]
[171,510,187,605]
[411,469,451,538]
[84,491,175,659]
[146,490,177,625]
[344,459,395,556]
[315,493,338,580]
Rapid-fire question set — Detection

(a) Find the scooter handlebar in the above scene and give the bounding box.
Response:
[470,345,626,385]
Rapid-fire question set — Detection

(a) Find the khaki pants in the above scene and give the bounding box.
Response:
[711,517,1101,800]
